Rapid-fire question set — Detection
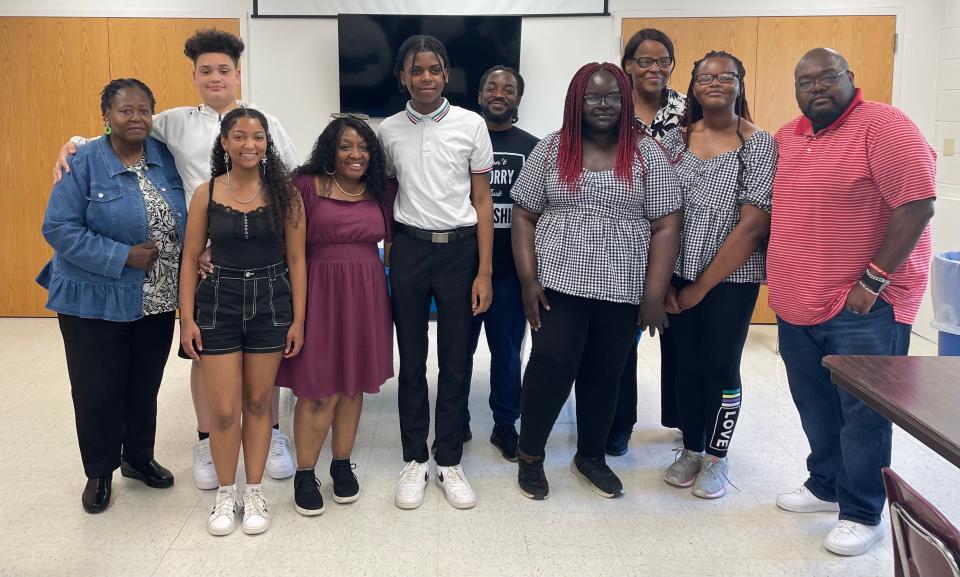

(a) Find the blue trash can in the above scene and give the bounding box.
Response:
[931,251,960,355]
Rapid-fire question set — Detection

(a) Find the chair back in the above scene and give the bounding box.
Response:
[883,467,960,577]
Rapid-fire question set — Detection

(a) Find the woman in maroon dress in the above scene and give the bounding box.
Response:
[276,116,393,515]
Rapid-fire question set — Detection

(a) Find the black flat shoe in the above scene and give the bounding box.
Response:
[121,459,175,488]
[82,477,112,514]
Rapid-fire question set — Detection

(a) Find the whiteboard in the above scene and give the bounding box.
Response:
[253,0,608,17]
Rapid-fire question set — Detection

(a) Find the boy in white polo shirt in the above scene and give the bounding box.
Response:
[52,29,298,490]
[377,35,494,510]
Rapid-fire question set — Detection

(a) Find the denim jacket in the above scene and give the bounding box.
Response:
[37,136,186,322]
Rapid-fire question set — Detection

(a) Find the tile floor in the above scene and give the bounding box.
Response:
[1,318,958,577]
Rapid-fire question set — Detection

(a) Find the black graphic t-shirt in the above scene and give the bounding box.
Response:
[489,126,539,277]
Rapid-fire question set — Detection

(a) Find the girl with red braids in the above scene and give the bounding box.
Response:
[510,63,682,500]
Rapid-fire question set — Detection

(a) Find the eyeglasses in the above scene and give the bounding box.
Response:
[330,112,370,121]
[795,70,849,92]
[583,92,623,106]
[695,73,740,86]
[626,56,673,69]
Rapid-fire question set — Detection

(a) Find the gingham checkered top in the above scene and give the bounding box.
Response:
[511,132,681,305]
[661,128,777,284]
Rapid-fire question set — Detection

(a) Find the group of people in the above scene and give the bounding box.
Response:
[38,25,936,558]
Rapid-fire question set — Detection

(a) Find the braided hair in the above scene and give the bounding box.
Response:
[557,63,638,191]
[100,78,156,115]
[678,51,753,189]
[393,35,449,93]
[210,108,300,234]
[294,117,388,204]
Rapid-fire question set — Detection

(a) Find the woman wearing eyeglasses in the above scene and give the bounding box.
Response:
[621,29,687,140]
[607,28,688,457]
[659,51,776,499]
[511,63,681,500]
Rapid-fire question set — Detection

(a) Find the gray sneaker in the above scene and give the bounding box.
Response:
[692,455,729,499]
[664,448,701,488]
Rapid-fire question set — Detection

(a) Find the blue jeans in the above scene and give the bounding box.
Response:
[777,299,911,525]
[465,272,526,426]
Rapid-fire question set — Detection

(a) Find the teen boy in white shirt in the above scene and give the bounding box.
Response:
[377,35,494,510]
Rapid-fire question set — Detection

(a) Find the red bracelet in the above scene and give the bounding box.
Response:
[868,261,890,278]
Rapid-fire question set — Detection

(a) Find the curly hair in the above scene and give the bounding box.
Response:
[677,51,753,189]
[293,117,388,204]
[210,108,300,234]
[184,28,244,66]
[100,78,156,115]
[557,63,638,191]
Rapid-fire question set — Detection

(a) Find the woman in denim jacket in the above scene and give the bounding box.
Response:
[38,79,186,515]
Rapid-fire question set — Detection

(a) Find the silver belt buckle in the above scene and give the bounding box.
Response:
[431,232,450,244]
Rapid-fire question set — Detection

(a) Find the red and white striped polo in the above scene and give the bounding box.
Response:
[768,90,937,326]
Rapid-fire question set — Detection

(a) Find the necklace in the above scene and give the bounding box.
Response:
[117,148,145,168]
[226,170,261,204]
[331,175,366,198]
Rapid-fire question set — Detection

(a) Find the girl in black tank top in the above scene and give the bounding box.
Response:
[178,108,305,537]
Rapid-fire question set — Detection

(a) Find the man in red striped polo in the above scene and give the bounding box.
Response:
[768,48,936,556]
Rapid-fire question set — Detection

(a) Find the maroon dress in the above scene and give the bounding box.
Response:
[276,175,393,399]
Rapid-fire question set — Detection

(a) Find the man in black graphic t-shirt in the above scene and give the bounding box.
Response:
[463,66,539,461]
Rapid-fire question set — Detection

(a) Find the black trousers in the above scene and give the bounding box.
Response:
[390,230,478,466]
[57,311,175,478]
[664,277,759,457]
[518,290,639,459]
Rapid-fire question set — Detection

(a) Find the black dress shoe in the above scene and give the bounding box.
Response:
[82,477,112,514]
[120,459,175,488]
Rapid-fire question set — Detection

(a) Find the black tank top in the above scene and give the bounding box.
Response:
[206,179,285,269]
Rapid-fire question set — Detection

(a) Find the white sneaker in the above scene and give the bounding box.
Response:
[242,486,270,535]
[395,461,429,510]
[824,520,884,556]
[265,429,295,480]
[193,438,218,490]
[436,464,477,509]
[776,486,841,513]
[207,485,240,536]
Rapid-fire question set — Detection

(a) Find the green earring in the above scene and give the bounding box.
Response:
[104,123,112,135]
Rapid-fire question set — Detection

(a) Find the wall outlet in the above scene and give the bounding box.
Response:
[946,138,957,157]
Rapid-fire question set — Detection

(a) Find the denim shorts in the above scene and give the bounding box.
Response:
[194,262,292,355]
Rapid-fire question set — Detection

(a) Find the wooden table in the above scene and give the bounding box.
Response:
[822,355,960,468]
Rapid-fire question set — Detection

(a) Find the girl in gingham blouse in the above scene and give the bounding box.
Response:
[658,51,776,500]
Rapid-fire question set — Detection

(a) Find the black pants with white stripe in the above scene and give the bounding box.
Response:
[390,230,478,467]
[518,289,639,459]
[665,276,759,458]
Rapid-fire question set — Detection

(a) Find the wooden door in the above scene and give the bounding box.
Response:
[0,17,112,318]
[621,15,896,323]
[0,17,239,317]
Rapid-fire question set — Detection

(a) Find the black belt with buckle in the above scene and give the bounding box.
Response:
[396,223,477,244]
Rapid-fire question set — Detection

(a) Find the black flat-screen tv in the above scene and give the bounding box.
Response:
[337,14,522,118]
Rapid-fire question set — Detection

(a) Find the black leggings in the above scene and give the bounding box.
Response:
[518,289,639,459]
[664,277,759,458]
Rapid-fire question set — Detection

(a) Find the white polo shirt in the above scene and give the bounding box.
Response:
[74,101,298,204]
[377,98,493,230]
